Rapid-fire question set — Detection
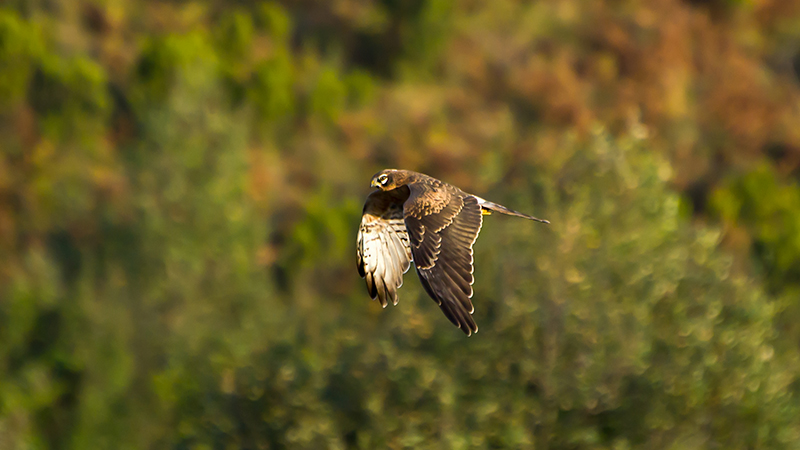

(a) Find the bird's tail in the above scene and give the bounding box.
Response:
[476,197,550,224]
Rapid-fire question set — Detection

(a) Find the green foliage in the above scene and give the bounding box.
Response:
[1,1,800,449]
[311,68,347,123]
[135,32,220,108]
[258,2,291,41]
[0,10,41,108]
[484,131,797,449]
[712,164,800,288]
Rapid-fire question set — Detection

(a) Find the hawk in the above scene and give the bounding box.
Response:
[357,169,549,336]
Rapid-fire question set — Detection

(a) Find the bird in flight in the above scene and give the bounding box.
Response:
[357,169,549,336]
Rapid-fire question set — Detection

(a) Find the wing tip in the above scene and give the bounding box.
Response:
[462,323,478,337]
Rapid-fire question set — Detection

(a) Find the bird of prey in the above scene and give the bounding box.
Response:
[357,169,549,336]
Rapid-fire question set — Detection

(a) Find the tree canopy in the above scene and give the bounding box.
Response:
[2,1,800,448]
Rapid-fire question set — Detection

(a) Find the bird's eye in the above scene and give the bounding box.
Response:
[379,174,389,185]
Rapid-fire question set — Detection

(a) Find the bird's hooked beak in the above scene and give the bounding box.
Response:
[370,179,380,188]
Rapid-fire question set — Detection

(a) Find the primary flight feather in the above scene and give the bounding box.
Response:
[357,169,549,336]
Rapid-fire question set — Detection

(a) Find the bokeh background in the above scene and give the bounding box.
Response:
[2,0,800,448]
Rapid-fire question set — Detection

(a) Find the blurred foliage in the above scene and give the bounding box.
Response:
[2,0,800,448]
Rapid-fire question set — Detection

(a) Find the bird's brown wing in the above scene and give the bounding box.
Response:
[404,184,483,335]
[357,187,413,307]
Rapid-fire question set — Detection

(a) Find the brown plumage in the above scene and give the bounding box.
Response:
[357,169,549,336]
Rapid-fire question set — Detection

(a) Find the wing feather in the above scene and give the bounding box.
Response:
[405,188,484,335]
[357,188,412,308]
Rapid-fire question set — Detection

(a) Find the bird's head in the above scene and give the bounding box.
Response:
[370,169,400,191]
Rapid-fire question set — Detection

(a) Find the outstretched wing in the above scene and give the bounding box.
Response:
[357,187,413,307]
[404,186,483,336]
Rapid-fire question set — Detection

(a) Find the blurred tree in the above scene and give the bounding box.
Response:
[1,1,800,449]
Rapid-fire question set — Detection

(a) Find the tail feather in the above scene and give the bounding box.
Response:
[476,197,550,224]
